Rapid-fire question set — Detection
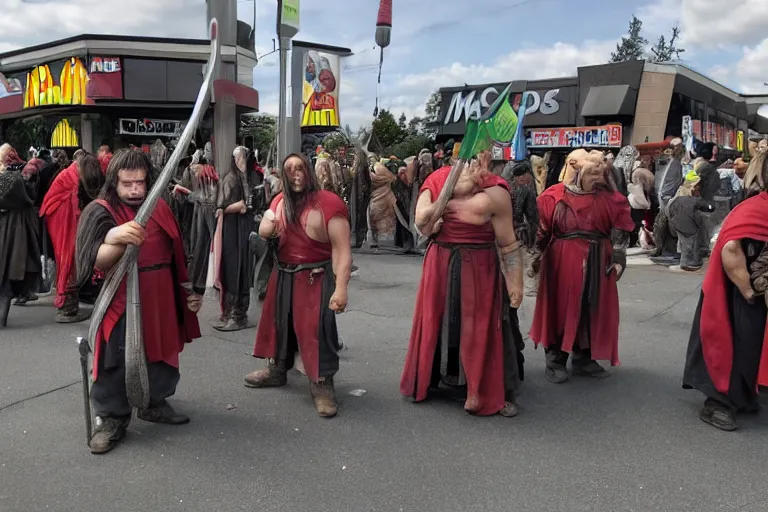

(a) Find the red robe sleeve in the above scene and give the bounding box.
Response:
[269,192,284,212]
[151,200,202,342]
[607,190,636,232]
[420,166,451,198]
[700,192,768,393]
[316,190,349,230]
[39,163,81,308]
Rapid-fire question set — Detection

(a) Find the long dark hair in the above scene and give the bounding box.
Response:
[280,152,318,224]
[78,154,106,210]
[100,148,154,209]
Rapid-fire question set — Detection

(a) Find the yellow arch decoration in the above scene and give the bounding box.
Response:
[51,119,79,148]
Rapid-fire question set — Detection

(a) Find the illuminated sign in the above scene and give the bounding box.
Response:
[24,57,88,108]
[51,119,79,148]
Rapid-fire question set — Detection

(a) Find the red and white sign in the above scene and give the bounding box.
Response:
[527,124,623,149]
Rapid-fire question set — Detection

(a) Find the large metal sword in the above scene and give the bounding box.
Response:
[78,19,221,441]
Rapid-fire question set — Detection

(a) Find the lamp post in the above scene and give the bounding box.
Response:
[276,0,300,163]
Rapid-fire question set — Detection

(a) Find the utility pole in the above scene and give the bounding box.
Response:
[276,0,300,163]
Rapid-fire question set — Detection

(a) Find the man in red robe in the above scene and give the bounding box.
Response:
[39,154,104,322]
[74,149,202,454]
[683,153,768,431]
[244,153,351,418]
[531,152,634,384]
[400,152,525,417]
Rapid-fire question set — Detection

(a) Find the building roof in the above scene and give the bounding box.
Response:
[0,33,254,75]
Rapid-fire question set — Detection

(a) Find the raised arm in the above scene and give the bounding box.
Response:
[486,186,523,308]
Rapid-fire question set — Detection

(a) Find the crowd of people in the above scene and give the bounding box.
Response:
[1,130,767,455]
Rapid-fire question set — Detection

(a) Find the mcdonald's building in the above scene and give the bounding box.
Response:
[435,60,768,157]
[0,29,260,154]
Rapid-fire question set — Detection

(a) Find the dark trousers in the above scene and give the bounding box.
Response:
[90,315,180,419]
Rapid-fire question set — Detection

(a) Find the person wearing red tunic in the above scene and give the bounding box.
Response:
[244,153,351,418]
[531,153,634,384]
[74,149,202,454]
[683,155,768,431]
[400,152,525,417]
[39,155,104,323]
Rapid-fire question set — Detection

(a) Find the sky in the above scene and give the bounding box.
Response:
[0,0,767,130]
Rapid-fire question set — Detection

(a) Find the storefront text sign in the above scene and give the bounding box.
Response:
[119,118,185,137]
[527,125,623,148]
[443,86,562,125]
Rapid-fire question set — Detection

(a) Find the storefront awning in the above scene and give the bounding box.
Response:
[580,85,634,117]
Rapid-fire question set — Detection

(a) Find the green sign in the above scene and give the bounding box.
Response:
[280,0,300,38]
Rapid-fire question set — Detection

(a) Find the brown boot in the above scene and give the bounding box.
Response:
[89,416,129,455]
[244,361,287,388]
[310,377,338,418]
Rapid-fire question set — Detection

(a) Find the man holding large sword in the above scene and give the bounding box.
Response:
[74,150,202,454]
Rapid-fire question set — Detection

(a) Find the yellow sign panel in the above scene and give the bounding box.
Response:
[24,57,89,108]
[301,50,340,128]
[737,130,745,153]
[51,119,79,148]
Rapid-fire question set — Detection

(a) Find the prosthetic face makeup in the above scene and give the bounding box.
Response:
[561,149,590,184]
[578,161,607,192]
[284,155,308,193]
[116,168,148,206]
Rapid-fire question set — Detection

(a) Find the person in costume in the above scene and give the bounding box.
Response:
[39,154,104,322]
[400,151,525,417]
[349,147,372,248]
[368,161,397,248]
[73,149,202,453]
[502,160,539,297]
[212,147,252,332]
[244,153,351,418]
[683,150,768,431]
[174,149,218,297]
[0,144,41,327]
[531,152,634,384]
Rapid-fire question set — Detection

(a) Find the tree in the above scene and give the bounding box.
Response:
[650,26,685,62]
[397,113,407,132]
[240,114,276,160]
[389,134,432,160]
[321,132,348,154]
[371,109,405,150]
[407,116,424,137]
[610,15,648,62]
[423,91,441,138]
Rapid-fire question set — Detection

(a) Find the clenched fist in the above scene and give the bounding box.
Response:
[105,221,145,247]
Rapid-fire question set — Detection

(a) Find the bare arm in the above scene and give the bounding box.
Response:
[225,200,246,214]
[486,187,524,304]
[94,221,145,272]
[95,243,127,272]
[414,190,437,232]
[328,216,352,291]
[722,240,754,301]
[258,200,282,239]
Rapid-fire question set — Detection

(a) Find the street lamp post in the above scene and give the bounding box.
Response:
[276,0,300,164]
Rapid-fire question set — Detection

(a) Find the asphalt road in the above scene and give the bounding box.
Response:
[1,252,766,512]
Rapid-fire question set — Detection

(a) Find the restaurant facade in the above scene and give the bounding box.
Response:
[435,60,768,158]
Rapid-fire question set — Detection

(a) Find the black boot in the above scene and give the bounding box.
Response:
[572,348,610,379]
[0,295,11,328]
[700,398,738,431]
[545,349,569,384]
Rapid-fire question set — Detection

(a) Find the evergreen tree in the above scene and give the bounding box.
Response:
[610,15,648,62]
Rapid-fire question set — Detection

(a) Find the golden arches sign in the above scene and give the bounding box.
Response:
[24,57,89,108]
[51,119,79,148]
